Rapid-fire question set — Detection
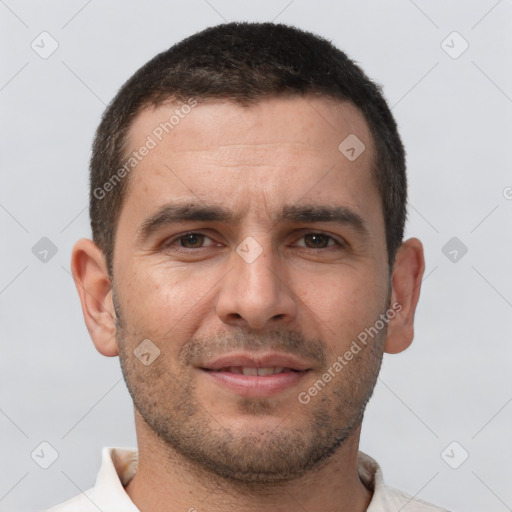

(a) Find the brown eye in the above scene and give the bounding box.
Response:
[302,233,335,249]
[179,233,206,248]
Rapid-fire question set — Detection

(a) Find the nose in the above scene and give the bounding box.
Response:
[215,241,298,330]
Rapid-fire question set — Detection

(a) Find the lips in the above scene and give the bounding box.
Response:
[212,366,292,376]
[200,352,311,372]
[199,352,311,397]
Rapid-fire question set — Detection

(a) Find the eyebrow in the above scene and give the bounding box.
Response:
[137,202,370,241]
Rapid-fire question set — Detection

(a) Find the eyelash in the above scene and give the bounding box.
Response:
[161,231,344,252]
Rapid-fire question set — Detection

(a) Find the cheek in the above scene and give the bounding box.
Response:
[296,268,388,345]
[120,263,214,343]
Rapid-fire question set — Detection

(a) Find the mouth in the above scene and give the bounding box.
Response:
[199,353,312,397]
[206,366,298,376]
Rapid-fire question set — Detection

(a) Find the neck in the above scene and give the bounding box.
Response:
[124,409,372,512]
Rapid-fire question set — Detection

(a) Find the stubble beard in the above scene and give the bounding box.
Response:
[114,293,387,486]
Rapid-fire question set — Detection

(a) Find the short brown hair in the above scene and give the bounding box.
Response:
[90,22,407,274]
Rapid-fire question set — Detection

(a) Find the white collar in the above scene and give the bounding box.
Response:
[47,447,446,511]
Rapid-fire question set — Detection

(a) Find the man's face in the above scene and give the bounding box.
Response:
[113,96,391,482]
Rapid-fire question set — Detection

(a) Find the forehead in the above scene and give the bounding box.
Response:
[119,95,380,229]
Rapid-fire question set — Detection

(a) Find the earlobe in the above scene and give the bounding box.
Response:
[71,238,119,357]
[384,237,425,354]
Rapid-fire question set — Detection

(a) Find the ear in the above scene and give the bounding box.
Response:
[384,237,425,354]
[71,238,119,357]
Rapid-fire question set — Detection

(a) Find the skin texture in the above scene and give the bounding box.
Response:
[72,95,425,512]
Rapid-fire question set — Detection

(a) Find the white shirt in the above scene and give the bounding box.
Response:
[45,447,449,511]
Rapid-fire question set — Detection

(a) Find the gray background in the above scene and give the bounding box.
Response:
[1,1,511,511]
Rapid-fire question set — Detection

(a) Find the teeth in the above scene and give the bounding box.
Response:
[217,366,292,375]
[257,367,275,376]
[241,367,287,376]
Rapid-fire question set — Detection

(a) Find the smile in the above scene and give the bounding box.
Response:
[209,366,297,376]
[199,353,311,397]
